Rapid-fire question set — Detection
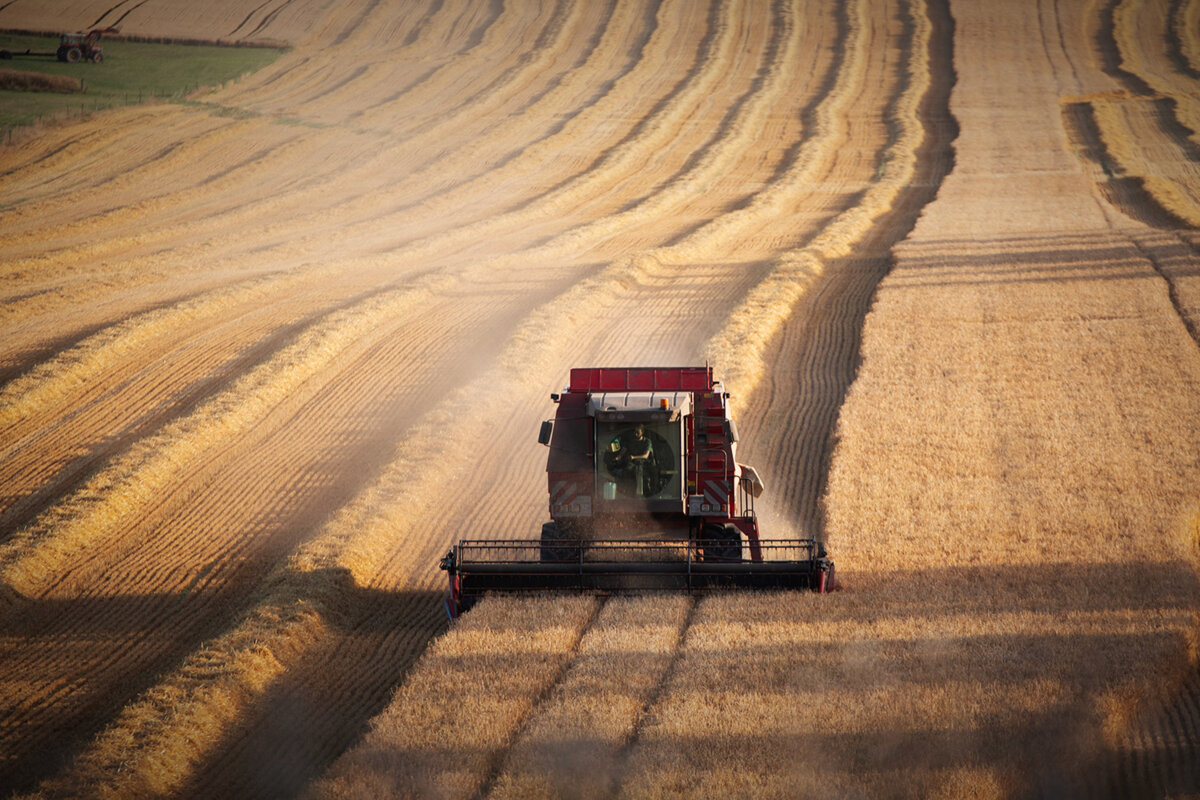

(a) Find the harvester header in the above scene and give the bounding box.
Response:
[440,366,834,617]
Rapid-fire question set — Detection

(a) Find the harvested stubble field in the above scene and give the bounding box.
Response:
[1,0,1199,798]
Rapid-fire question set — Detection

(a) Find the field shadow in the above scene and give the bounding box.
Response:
[211,559,1198,800]
[888,237,1200,282]
[4,558,1197,797]
[0,569,443,798]
[175,575,447,800]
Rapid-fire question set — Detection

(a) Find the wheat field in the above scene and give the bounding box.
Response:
[1,0,1198,798]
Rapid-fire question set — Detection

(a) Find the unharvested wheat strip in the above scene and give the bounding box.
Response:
[816,1,1200,790]
[1183,0,1200,71]
[1089,97,1200,226]
[703,0,930,410]
[484,595,692,800]
[1111,0,1200,146]
[0,276,455,602]
[304,595,602,800]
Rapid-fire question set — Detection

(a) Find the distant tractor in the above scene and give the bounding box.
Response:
[56,28,117,63]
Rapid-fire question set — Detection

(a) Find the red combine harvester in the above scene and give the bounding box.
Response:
[440,366,834,617]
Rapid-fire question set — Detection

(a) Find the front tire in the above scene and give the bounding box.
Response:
[539,521,579,563]
[700,523,742,563]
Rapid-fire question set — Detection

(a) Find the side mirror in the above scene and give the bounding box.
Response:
[538,420,553,446]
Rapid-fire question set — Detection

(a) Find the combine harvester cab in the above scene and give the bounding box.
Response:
[440,366,834,617]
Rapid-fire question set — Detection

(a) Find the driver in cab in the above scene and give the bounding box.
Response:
[622,424,652,463]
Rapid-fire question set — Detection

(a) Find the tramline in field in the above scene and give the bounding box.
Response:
[441,366,836,616]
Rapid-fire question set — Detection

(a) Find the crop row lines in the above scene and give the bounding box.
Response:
[1179,0,1200,73]
[0,1,677,337]
[0,0,561,256]
[345,0,592,131]
[1,0,729,437]
[255,0,521,117]
[1090,0,1200,227]
[13,0,894,792]
[0,255,383,437]
[0,276,456,605]
[0,0,733,516]
[703,0,932,413]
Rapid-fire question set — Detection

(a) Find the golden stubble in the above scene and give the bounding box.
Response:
[305,595,601,800]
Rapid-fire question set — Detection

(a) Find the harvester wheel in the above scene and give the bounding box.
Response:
[814,562,837,592]
[65,47,82,63]
[91,51,104,64]
[700,523,742,563]
[539,521,579,563]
